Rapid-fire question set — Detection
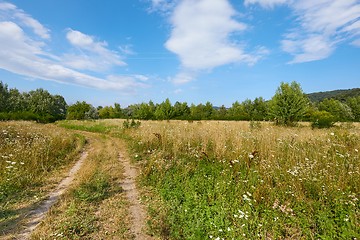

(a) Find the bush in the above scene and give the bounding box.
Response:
[123,119,141,129]
[311,111,335,129]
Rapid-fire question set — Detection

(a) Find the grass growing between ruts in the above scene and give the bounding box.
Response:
[0,121,84,236]
[31,132,134,239]
[127,120,359,239]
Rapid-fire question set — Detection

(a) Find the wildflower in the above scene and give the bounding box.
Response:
[243,194,251,202]
[248,153,254,159]
[330,132,335,136]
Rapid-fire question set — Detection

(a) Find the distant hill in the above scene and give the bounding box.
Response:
[307,88,360,102]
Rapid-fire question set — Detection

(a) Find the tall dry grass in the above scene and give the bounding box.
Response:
[0,121,84,236]
[128,120,359,239]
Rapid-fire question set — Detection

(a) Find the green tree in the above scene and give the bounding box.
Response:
[269,81,309,126]
[0,81,10,112]
[213,105,228,120]
[346,96,360,121]
[318,98,354,121]
[133,102,154,120]
[8,88,27,112]
[67,101,94,120]
[252,97,268,120]
[154,98,174,120]
[173,101,190,119]
[227,101,246,120]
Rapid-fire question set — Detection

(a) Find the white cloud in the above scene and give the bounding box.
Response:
[165,0,264,83]
[64,29,126,71]
[0,2,148,92]
[246,0,360,63]
[148,0,178,14]
[282,34,335,64]
[171,71,196,84]
[244,0,290,8]
[0,2,50,39]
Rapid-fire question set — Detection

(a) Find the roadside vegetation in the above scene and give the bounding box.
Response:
[0,121,84,236]
[53,119,360,238]
[31,133,133,239]
[1,79,360,239]
[127,120,359,239]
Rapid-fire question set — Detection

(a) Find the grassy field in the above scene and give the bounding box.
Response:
[0,121,85,236]
[31,132,133,239]
[1,120,359,239]
[126,120,359,239]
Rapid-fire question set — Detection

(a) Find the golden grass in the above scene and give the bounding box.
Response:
[30,132,134,239]
[0,121,84,237]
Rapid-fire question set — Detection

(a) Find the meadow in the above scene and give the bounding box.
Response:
[1,119,359,239]
[127,120,359,239]
[0,121,84,236]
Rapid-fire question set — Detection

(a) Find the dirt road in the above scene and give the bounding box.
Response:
[10,133,152,239]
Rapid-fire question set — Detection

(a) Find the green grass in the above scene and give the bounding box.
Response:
[0,121,85,236]
[56,120,113,133]
[127,120,360,239]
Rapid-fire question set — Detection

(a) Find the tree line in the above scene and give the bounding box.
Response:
[1,81,359,126]
[0,82,66,122]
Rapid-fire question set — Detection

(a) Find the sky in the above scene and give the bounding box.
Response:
[0,0,359,107]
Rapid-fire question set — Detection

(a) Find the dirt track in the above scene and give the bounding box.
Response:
[14,134,152,240]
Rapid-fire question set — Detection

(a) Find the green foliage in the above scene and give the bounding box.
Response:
[98,103,123,119]
[155,98,175,120]
[73,172,111,202]
[0,81,10,112]
[58,201,98,238]
[346,96,360,121]
[0,81,67,122]
[0,122,82,203]
[307,88,360,102]
[311,111,335,129]
[123,119,141,129]
[128,121,360,239]
[270,81,309,126]
[67,101,98,120]
[318,98,354,121]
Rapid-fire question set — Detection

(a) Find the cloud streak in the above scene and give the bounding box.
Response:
[63,29,126,72]
[0,2,50,39]
[246,0,360,63]
[0,2,147,91]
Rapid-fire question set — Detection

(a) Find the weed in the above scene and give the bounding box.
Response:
[126,120,360,239]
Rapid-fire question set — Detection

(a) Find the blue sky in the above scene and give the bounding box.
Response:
[0,0,359,107]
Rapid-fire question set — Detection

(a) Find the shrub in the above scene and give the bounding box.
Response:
[311,111,335,129]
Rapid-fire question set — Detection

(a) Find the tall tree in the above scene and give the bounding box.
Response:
[67,101,94,120]
[269,81,309,126]
[318,98,354,121]
[0,81,10,112]
[346,96,360,121]
[154,98,174,120]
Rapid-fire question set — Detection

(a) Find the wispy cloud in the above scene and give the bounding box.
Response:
[148,0,178,14]
[63,29,126,71]
[164,0,267,83]
[0,2,147,91]
[244,0,290,9]
[0,2,50,39]
[246,0,360,63]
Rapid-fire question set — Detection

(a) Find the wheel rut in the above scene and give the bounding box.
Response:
[14,133,153,240]
[119,152,153,240]
[17,151,88,239]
